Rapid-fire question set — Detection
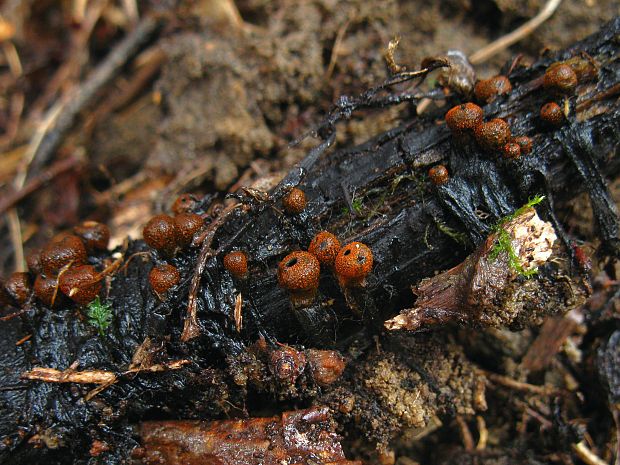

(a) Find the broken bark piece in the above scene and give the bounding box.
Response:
[138,406,361,465]
[385,207,587,331]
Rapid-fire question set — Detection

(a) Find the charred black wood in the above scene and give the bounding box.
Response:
[1,18,619,465]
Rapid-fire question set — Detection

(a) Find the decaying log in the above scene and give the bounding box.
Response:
[0,18,619,465]
[137,406,361,465]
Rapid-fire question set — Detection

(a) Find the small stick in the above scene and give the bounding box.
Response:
[0,156,82,216]
[26,15,161,177]
[455,415,475,451]
[182,202,244,342]
[485,371,559,396]
[476,416,488,450]
[469,0,562,64]
[571,441,609,465]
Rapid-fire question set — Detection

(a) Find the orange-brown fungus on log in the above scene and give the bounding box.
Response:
[540,102,565,127]
[269,345,306,383]
[306,349,346,386]
[334,242,373,287]
[385,207,589,332]
[59,265,102,305]
[73,221,110,252]
[277,251,320,307]
[282,187,307,214]
[143,214,178,255]
[308,231,341,267]
[171,193,198,215]
[513,136,533,155]
[173,213,203,247]
[223,251,249,279]
[445,103,484,135]
[41,235,88,275]
[474,118,511,151]
[428,165,449,185]
[474,75,512,103]
[138,406,362,465]
[543,63,578,94]
[149,264,180,297]
[5,272,32,305]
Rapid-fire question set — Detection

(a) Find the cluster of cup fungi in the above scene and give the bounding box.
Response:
[428,59,583,186]
[1,221,111,310]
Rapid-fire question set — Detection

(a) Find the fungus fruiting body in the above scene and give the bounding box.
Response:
[513,136,533,155]
[5,272,32,305]
[58,265,102,305]
[282,187,307,214]
[445,103,484,135]
[503,142,521,160]
[543,63,578,94]
[173,213,203,247]
[334,242,373,287]
[474,75,512,103]
[40,235,88,275]
[143,215,178,255]
[308,231,341,267]
[269,346,306,383]
[474,118,511,151]
[149,264,180,296]
[33,274,58,307]
[26,251,42,274]
[306,349,346,386]
[277,251,320,306]
[540,102,565,127]
[172,194,197,215]
[428,165,449,186]
[73,221,110,252]
[223,251,249,279]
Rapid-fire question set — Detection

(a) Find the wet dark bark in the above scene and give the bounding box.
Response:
[1,18,619,465]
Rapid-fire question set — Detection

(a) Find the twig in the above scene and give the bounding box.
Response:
[182,202,245,341]
[571,441,609,465]
[25,14,161,177]
[0,156,83,216]
[476,416,488,450]
[485,371,559,396]
[325,15,353,81]
[455,415,475,451]
[7,209,24,271]
[469,0,562,64]
[234,293,243,332]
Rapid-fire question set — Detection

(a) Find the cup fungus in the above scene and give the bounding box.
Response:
[73,221,110,252]
[445,103,484,135]
[513,136,533,155]
[474,75,512,103]
[543,63,578,94]
[308,231,341,267]
[26,250,42,274]
[474,118,511,151]
[282,187,306,214]
[143,214,178,255]
[40,235,88,275]
[173,213,203,247]
[540,102,565,127]
[34,274,59,307]
[334,242,373,288]
[306,349,346,386]
[149,264,180,297]
[5,272,32,305]
[428,165,449,186]
[269,346,306,383]
[223,251,249,279]
[277,251,320,307]
[171,193,198,215]
[503,142,521,160]
[59,265,102,305]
